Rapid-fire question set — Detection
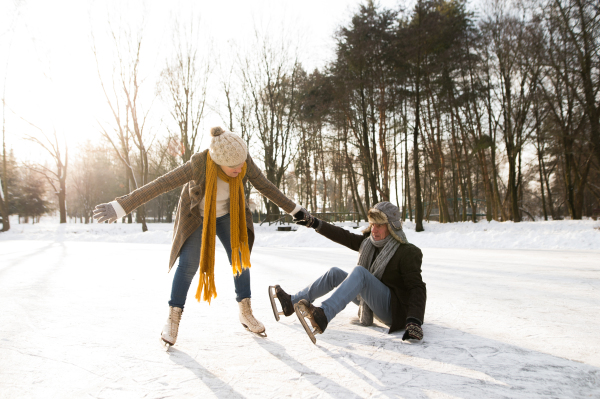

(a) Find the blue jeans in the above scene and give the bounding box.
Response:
[291,266,393,325]
[169,213,250,308]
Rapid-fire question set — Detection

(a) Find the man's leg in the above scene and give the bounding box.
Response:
[291,267,348,304]
[320,266,392,325]
[168,224,203,309]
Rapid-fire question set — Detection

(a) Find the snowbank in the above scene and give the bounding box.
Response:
[1,216,599,250]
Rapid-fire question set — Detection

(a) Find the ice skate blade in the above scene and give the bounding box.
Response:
[241,323,267,338]
[160,336,173,351]
[268,285,286,321]
[294,302,317,344]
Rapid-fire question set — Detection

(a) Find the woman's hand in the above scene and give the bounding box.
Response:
[93,203,118,223]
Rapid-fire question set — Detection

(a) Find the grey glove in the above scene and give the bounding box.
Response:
[93,203,118,223]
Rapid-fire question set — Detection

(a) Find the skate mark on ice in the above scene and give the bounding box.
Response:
[0,241,59,279]
[252,336,365,398]
[166,348,246,399]
[314,323,600,397]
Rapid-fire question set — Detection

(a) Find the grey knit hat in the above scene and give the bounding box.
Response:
[208,126,248,167]
[364,201,408,244]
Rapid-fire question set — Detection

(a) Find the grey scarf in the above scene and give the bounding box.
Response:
[356,234,400,325]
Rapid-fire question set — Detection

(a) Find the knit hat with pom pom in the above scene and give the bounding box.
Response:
[208,127,248,167]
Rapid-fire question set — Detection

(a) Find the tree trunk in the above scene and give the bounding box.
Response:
[459,131,477,223]
[562,135,576,219]
[535,110,548,220]
[450,114,467,222]
[405,119,412,222]
[378,84,390,202]
[344,125,367,221]
[394,126,400,209]
[572,155,592,219]
[503,69,520,222]
[0,186,8,231]
[449,139,459,222]
[413,68,424,232]
[544,161,556,219]
[59,176,67,224]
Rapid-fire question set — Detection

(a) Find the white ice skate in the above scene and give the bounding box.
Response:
[238,298,267,337]
[160,306,183,350]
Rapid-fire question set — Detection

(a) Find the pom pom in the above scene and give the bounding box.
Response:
[210,126,224,137]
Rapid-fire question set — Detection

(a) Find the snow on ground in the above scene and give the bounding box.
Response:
[1,218,599,398]
[2,216,599,250]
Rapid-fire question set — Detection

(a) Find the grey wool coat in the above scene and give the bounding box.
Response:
[316,221,427,333]
[114,149,297,271]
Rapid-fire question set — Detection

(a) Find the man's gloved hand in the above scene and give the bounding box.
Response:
[93,203,118,223]
[402,318,423,341]
[292,207,310,222]
[293,207,320,229]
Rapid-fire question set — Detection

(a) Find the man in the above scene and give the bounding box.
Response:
[269,201,426,344]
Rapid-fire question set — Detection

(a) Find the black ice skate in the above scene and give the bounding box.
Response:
[294,299,328,345]
[268,285,294,321]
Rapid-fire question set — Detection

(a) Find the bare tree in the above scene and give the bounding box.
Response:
[1,96,9,230]
[238,30,303,220]
[542,0,598,219]
[483,2,540,222]
[159,17,211,164]
[93,22,153,231]
[21,123,68,223]
[68,142,122,223]
[1,80,9,230]
[0,4,21,231]
[547,0,600,168]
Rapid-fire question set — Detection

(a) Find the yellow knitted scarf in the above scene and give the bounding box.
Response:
[196,153,252,304]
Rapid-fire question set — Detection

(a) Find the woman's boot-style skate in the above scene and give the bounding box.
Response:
[161,306,183,350]
[238,298,266,337]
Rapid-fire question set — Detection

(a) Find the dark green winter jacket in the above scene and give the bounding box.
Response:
[316,221,427,333]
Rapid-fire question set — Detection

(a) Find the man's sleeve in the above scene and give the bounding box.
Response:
[400,246,427,324]
[315,220,366,252]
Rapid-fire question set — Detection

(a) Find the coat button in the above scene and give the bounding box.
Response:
[195,191,199,195]
[188,213,192,217]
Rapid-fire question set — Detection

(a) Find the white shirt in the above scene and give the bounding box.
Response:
[198,176,231,217]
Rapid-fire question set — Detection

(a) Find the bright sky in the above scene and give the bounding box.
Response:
[1,0,407,162]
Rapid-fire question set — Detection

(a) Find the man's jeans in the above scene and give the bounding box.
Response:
[169,213,250,308]
[291,266,393,325]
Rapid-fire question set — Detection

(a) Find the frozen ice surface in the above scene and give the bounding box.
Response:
[1,218,599,398]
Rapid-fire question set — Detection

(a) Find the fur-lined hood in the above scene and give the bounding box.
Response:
[362,202,408,244]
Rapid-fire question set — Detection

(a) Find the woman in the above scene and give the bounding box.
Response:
[271,202,426,344]
[94,127,300,346]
